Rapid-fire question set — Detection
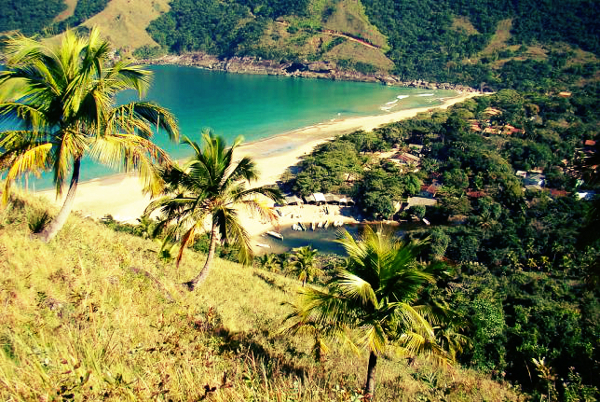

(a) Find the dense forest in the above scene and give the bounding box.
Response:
[362,0,600,84]
[0,0,66,35]
[0,0,109,37]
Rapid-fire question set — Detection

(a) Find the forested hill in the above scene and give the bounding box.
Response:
[144,0,600,89]
[2,0,599,90]
[0,0,109,36]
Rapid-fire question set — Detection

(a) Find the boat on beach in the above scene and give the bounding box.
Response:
[324,220,330,229]
[267,231,284,240]
[311,222,316,231]
[298,222,306,231]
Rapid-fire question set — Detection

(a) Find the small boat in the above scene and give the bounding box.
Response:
[324,220,330,229]
[267,231,283,240]
[422,218,431,225]
[298,222,306,231]
[256,243,271,248]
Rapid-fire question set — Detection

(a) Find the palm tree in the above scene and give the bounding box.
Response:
[256,253,279,273]
[145,130,282,291]
[0,28,179,242]
[282,226,448,397]
[289,245,321,287]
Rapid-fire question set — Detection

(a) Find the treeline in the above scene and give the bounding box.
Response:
[282,86,600,399]
[0,0,109,37]
[0,0,66,35]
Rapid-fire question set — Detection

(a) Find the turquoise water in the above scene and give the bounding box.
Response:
[12,65,455,189]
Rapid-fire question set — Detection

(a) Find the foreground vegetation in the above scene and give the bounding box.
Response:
[0,192,524,401]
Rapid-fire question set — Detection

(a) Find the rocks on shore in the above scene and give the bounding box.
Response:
[138,53,477,92]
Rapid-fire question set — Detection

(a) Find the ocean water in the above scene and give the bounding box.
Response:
[7,65,456,189]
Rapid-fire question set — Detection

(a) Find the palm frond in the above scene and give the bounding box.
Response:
[336,270,378,307]
[2,142,52,203]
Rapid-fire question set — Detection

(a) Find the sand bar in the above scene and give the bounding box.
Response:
[36,92,480,236]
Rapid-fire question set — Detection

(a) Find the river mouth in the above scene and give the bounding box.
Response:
[253,223,423,255]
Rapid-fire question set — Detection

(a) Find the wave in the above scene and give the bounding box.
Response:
[417,93,434,97]
[397,95,410,99]
[386,99,399,105]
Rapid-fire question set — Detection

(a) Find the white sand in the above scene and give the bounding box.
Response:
[36,92,480,235]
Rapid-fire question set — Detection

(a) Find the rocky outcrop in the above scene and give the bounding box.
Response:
[138,53,477,92]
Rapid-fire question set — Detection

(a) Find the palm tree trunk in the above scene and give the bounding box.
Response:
[38,158,81,243]
[187,222,218,291]
[364,351,378,398]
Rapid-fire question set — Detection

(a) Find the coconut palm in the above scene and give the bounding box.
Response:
[145,130,282,291]
[289,245,322,286]
[282,226,448,397]
[0,28,179,242]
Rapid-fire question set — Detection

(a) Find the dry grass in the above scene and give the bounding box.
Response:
[78,0,171,50]
[324,40,394,71]
[480,18,513,56]
[0,191,524,401]
[450,16,479,36]
[54,0,78,22]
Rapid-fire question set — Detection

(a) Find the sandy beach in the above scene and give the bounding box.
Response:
[36,91,479,241]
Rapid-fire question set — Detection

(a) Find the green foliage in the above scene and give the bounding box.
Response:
[132,45,167,59]
[146,0,309,56]
[27,209,51,234]
[0,0,66,35]
[293,137,364,196]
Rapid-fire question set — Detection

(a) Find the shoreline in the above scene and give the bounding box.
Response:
[35,91,480,236]
[138,53,479,93]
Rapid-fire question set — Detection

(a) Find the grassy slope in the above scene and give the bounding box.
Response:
[0,191,524,401]
[267,0,393,71]
[79,0,171,50]
[455,16,598,77]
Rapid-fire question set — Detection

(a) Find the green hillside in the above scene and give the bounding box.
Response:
[0,192,523,401]
[1,0,598,88]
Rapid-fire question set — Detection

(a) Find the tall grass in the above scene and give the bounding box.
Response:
[0,193,523,401]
